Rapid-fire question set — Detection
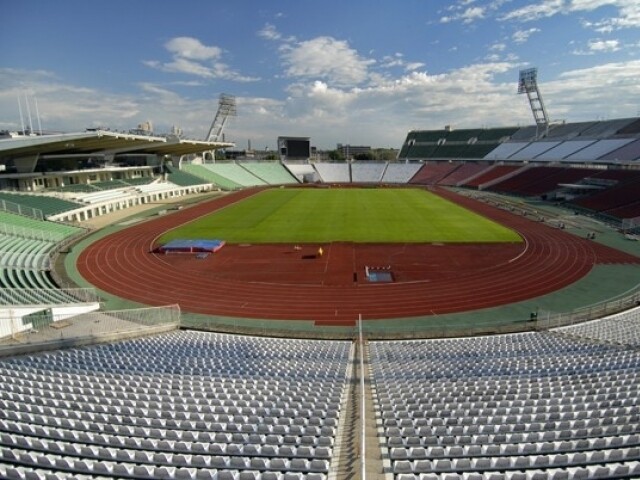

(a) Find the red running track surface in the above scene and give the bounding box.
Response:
[77,188,640,322]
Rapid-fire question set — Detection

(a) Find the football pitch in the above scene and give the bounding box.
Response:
[158,188,522,244]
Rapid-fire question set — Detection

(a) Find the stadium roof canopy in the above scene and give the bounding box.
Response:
[0,130,234,159]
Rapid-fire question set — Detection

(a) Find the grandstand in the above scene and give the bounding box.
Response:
[240,162,299,185]
[1,106,640,480]
[313,163,351,183]
[1,307,640,479]
[350,162,386,183]
[380,163,422,184]
[371,321,640,480]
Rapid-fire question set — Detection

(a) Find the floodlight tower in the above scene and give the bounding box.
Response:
[518,68,550,139]
[205,94,236,143]
[202,94,236,162]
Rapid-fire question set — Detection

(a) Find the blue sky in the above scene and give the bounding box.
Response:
[1,0,639,149]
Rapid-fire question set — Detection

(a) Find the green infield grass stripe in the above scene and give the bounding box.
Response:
[158,188,521,244]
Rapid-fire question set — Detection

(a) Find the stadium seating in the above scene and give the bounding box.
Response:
[69,188,137,205]
[403,144,439,159]
[597,139,640,163]
[614,118,640,135]
[570,173,640,218]
[488,167,599,197]
[381,164,423,184]
[0,212,82,241]
[545,121,597,139]
[0,212,83,297]
[0,330,351,480]
[313,163,350,183]
[91,179,130,190]
[508,141,561,160]
[370,330,640,480]
[556,306,640,347]
[409,163,460,185]
[461,165,524,189]
[0,287,91,306]
[534,140,597,161]
[240,162,299,185]
[483,142,529,161]
[437,163,493,186]
[122,176,156,187]
[579,118,638,138]
[183,164,244,190]
[203,163,267,187]
[399,127,520,161]
[564,139,635,162]
[0,192,82,217]
[350,162,386,183]
[166,165,211,187]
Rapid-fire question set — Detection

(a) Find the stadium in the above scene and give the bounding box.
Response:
[1,77,640,480]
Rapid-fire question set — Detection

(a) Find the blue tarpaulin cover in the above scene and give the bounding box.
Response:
[157,239,225,253]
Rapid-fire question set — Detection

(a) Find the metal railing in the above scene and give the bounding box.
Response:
[0,222,65,242]
[0,198,44,221]
[536,284,640,330]
[0,304,180,355]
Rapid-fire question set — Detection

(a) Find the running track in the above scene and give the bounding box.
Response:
[77,188,640,322]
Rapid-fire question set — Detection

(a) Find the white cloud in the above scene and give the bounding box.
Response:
[165,37,221,61]
[258,24,282,41]
[280,36,375,87]
[380,54,426,72]
[572,38,622,54]
[3,53,640,150]
[145,36,259,83]
[0,69,140,132]
[405,62,427,71]
[501,0,565,22]
[502,0,640,30]
[461,6,487,22]
[512,27,541,43]
[441,5,486,23]
[588,39,621,51]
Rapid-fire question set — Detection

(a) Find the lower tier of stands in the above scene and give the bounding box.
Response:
[371,320,640,480]
[0,330,352,480]
[1,306,640,479]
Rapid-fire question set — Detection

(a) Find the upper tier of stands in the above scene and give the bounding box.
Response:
[401,118,640,163]
[0,192,82,218]
[399,127,520,161]
[483,138,639,163]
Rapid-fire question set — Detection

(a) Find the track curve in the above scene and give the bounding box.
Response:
[76,188,640,322]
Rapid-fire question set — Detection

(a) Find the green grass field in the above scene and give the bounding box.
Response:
[158,188,522,244]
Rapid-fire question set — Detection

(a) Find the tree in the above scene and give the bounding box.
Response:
[327,149,345,161]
